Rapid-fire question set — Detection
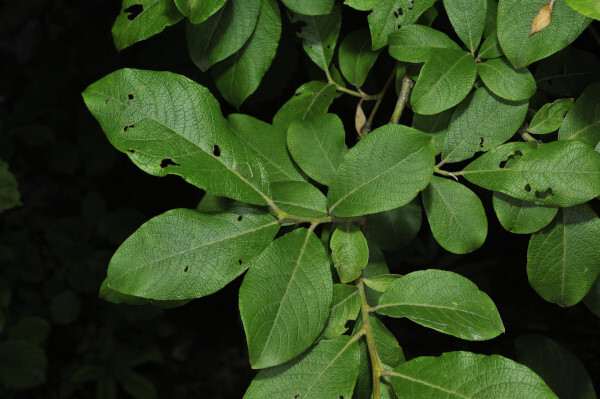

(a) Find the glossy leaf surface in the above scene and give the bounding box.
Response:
[330,224,369,283]
[566,0,600,19]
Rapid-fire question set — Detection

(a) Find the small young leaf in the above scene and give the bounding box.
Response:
[281,0,334,15]
[321,284,361,339]
[271,181,328,218]
[239,228,332,369]
[112,0,183,51]
[529,1,554,36]
[492,192,558,234]
[0,340,47,389]
[477,58,536,101]
[0,159,21,213]
[174,0,226,24]
[339,30,382,87]
[377,269,504,340]
[367,198,422,251]
[330,224,369,283]
[212,0,282,108]
[527,204,600,306]
[106,208,279,300]
[528,98,575,134]
[558,82,600,147]
[287,114,347,186]
[273,81,336,132]
[478,30,504,59]
[388,351,558,398]
[243,335,360,399]
[327,124,435,217]
[422,176,488,254]
[186,0,261,71]
[387,25,461,63]
[410,49,478,115]
[443,0,487,52]
[362,274,403,292]
[566,0,600,19]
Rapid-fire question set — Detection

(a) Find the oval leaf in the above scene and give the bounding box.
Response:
[292,4,341,71]
[339,29,382,87]
[443,0,487,52]
[558,82,600,147]
[330,224,369,283]
[492,192,558,234]
[477,57,537,101]
[272,181,328,219]
[388,24,461,63]
[528,98,574,135]
[273,81,336,133]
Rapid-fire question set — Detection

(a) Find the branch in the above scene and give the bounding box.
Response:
[389,76,414,124]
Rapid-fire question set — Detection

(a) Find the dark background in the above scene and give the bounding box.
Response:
[0,0,598,397]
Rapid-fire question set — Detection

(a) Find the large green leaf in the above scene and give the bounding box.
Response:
[462,140,600,207]
[422,176,488,254]
[271,181,328,218]
[558,82,600,147]
[388,25,461,63]
[0,159,21,213]
[212,0,281,108]
[338,30,382,87]
[528,99,575,135]
[239,228,332,369]
[243,335,360,399]
[0,340,47,389]
[367,198,422,251]
[492,192,558,234]
[322,284,361,339]
[497,0,590,69]
[287,113,346,186]
[477,58,536,101]
[273,81,336,132]
[281,0,334,15]
[186,0,260,71]
[106,208,279,300]
[566,0,600,19]
[516,334,598,399]
[174,0,226,23]
[527,204,600,306]
[227,113,303,183]
[410,49,478,115]
[327,124,435,217]
[111,0,183,51]
[83,69,272,205]
[330,224,369,283]
[441,87,528,163]
[292,4,341,72]
[388,351,558,398]
[443,0,487,52]
[376,269,504,340]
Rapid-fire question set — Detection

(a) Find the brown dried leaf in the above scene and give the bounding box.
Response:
[529,1,555,36]
[355,99,367,137]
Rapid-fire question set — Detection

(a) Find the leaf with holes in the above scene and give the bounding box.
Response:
[566,0,600,19]
[492,192,558,234]
[0,159,21,213]
[112,0,183,51]
[322,284,361,339]
[388,351,558,398]
[273,81,337,132]
[212,0,281,108]
[239,228,332,369]
[338,30,382,87]
[422,176,488,254]
[410,49,477,115]
[83,69,272,205]
[287,114,346,186]
[243,335,360,398]
[330,224,369,283]
[174,0,226,24]
[527,204,600,306]
[477,57,536,101]
[281,0,334,15]
[441,87,528,164]
[105,208,279,300]
[528,98,574,134]
[272,181,328,219]
[388,25,461,63]
[558,82,600,147]
[443,0,487,52]
[377,269,504,340]
[186,0,260,71]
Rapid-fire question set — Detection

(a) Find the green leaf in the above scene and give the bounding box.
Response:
[287,113,346,186]
[330,224,369,283]
[111,0,183,51]
[363,274,403,293]
[492,192,558,234]
[107,208,279,300]
[8,317,50,346]
[327,124,435,217]
[243,335,360,399]
[83,69,272,205]
[174,0,226,24]
[516,334,597,399]
[0,340,47,389]
[584,276,600,317]
[272,181,328,218]
[292,4,341,71]
[212,0,281,108]
[388,25,461,63]
[377,269,504,340]
[273,81,336,133]
[196,193,234,213]
[186,0,261,71]
[410,49,478,115]
[228,113,304,183]
[443,0,487,52]
[239,228,332,369]
[388,351,558,398]
[462,140,600,207]
[441,87,528,163]
[322,284,361,339]
[527,204,600,306]
[483,0,499,37]
[566,0,600,19]
[528,98,575,134]
[412,109,453,155]
[478,30,504,59]
[0,159,21,213]
[99,279,190,307]
[338,30,382,87]
[353,329,398,399]
[367,198,422,251]
[281,0,334,15]
[422,176,488,254]
[558,82,600,147]
[497,0,590,69]
[535,47,600,97]
[354,314,405,367]
[477,57,536,101]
